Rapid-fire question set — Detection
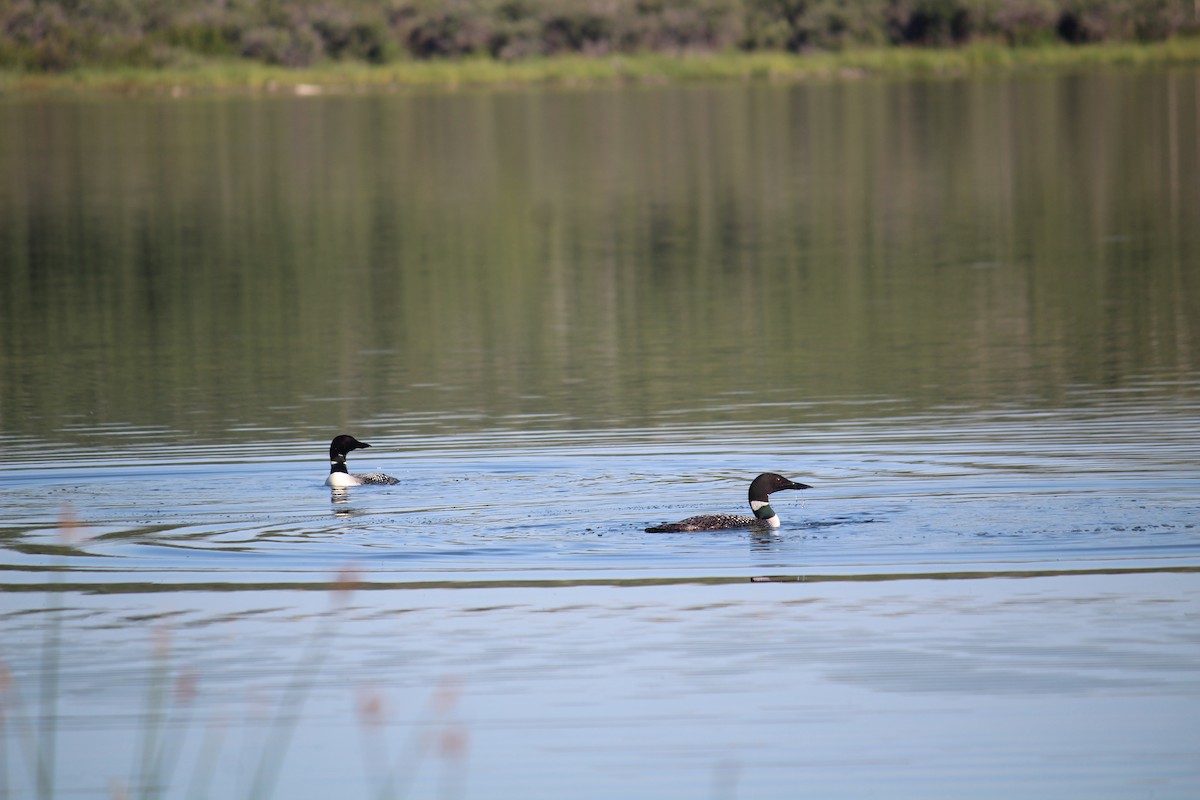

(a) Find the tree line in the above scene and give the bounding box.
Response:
[2,0,1196,71]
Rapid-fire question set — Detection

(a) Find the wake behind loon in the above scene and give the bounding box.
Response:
[325,434,399,487]
[645,472,811,532]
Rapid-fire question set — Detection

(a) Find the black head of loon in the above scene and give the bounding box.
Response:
[326,434,399,487]
[645,472,811,533]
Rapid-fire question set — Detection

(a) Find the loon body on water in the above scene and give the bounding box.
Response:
[645,473,811,533]
[325,434,399,488]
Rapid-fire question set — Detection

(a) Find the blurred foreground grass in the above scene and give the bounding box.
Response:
[0,511,466,799]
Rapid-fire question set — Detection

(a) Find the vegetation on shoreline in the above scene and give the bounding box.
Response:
[0,0,1197,87]
[2,37,1199,94]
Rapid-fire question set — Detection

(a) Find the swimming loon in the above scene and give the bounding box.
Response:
[325,434,400,488]
[645,472,811,532]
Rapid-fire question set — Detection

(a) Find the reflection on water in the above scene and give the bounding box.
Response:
[1,70,1199,799]
[1,73,1197,441]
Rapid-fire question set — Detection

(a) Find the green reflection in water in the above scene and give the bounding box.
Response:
[1,73,1197,443]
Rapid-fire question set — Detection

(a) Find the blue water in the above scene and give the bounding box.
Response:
[3,397,1199,798]
[2,73,1200,798]
[4,400,1198,583]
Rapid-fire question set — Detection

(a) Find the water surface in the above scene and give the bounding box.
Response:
[1,70,1199,798]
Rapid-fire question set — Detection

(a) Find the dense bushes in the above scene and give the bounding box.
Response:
[390,0,745,59]
[0,0,1195,71]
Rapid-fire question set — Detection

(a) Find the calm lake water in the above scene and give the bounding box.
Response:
[1,69,1199,799]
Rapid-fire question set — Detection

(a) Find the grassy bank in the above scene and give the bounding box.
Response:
[3,37,1199,94]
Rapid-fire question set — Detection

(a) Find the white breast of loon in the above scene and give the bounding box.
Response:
[325,434,399,487]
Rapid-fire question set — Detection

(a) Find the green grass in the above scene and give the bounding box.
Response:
[2,38,1199,94]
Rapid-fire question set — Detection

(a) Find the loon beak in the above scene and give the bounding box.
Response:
[782,479,811,491]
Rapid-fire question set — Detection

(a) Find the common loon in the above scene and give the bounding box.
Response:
[325,434,400,488]
[645,472,811,532]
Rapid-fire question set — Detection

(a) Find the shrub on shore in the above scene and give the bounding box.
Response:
[0,0,1195,72]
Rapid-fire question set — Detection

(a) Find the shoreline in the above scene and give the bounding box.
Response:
[2,38,1199,95]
